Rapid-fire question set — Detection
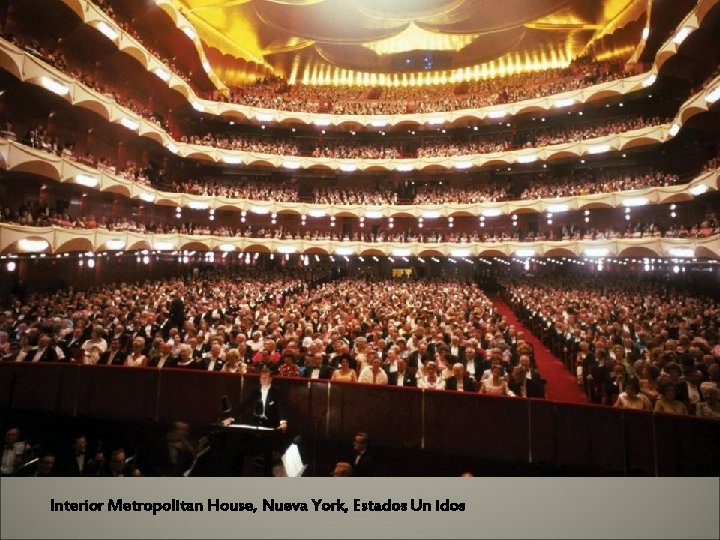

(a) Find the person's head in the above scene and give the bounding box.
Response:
[332,461,353,477]
[702,385,719,404]
[132,337,145,353]
[519,355,530,370]
[179,344,192,361]
[491,364,503,380]
[453,363,465,379]
[168,421,189,442]
[425,360,437,375]
[658,380,677,400]
[259,368,272,387]
[512,366,526,383]
[397,358,407,373]
[73,435,87,454]
[38,334,51,349]
[36,452,56,476]
[110,448,126,474]
[210,343,222,357]
[109,337,120,351]
[664,362,682,381]
[625,377,640,397]
[4,426,20,444]
[225,349,240,367]
[353,432,368,454]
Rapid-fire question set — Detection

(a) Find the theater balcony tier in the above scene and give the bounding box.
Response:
[4,0,719,129]
[1,222,718,258]
[1,138,717,218]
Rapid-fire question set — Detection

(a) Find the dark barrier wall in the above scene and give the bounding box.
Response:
[1,363,719,475]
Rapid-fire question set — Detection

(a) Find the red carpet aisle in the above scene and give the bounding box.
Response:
[491,300,587,404]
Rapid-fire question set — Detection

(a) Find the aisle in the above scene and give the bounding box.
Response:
[491,299,587,404]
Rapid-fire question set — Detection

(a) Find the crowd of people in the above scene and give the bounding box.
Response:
[219,56,627,115]
[0,272,544,400]
[506,274,720,417]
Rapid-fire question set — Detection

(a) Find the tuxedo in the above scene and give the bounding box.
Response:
[352,450,376,477]
[509,377,545,398]
[301,365,334,380]
[61,334,84,359]
[445,375,475,392]
[387,371,417,387]
[24,346,61,363]
[148,355,178,369]
[233,384,287,429]
[99,349,125,366]
[62,450,96,477]
[199,357,225,371]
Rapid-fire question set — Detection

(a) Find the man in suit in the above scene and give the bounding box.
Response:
[99,338,126,366]
[351,432,376,477]
[24,334,64,363]
[221,369,287,476]
[301,352,334,380]
[168,293,185,333]
[387,358,416,387]
[198,342,225,372]
[462,345,486,383]
[148,342,178,369]
[61,434,98,477]
[445,363,475,392]
[509,366,545,398]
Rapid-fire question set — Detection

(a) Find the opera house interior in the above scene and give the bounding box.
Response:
[0,0,719,477]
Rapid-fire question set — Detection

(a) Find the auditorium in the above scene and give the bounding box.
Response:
[0,0,719,478]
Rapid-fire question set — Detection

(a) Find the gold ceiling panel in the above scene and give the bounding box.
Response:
[171,0,643,85]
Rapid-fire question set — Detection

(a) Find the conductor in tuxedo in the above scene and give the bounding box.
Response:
[221,369,287,475]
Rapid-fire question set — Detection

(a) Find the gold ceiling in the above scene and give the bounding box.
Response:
[171,0,645,86]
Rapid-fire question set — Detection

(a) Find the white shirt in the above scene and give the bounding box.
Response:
[260,385,270,418]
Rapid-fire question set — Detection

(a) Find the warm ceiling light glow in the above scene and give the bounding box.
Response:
[585,248,609,257]
[554,98,575,108]
[339,164,358,172]
[75,174,98,188]
[308,210,326,218]
[250,206,270,215]
[392,248,411,257]
[642,27,650,40]
[673,26,693,45]
[18,239,49,252]
[188,201,209,210]
[140,192,156,202]
[421,211,440,219]
[277,245,297,254]
[191,101,205,112]
[547,204,569,213]
[454,161,473,169]
[222,156,242,164]
[256,114,274,122]
[219,243,236,252]
[487,110,507,119]
[481,209,502,217]
[515,249,535,257]
[588,144,611,154]
[365,22,477,55]
[516,154,537,164]
[120,117,139,131]
[450,248,470,257]
[96,21,119,41]
[153,68,171,82]
[181,25,197,40]
[706,86,720,104]
[153,241,174,251]
[40,76,69,96]
[283,161,301,170]
[668,248,694,257]
[364,211,383,219]
[689,184,708,196]
[642,74,657,88]
[105,239,126,250]
[396,164,414,172]
[623,198,648,207]
[166,143,178,153]
[669,123,680,137]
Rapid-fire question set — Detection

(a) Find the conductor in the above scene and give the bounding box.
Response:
[221,369,287,475]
